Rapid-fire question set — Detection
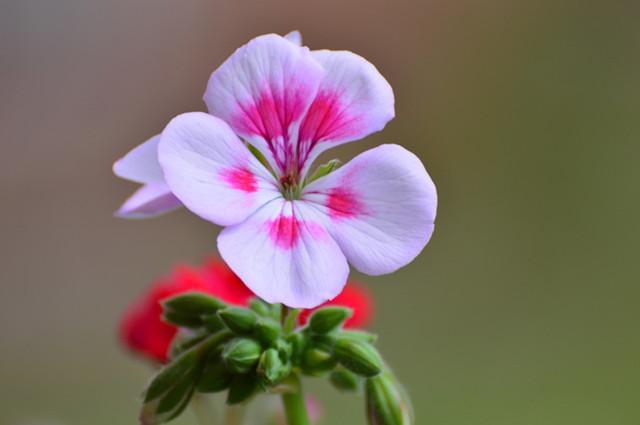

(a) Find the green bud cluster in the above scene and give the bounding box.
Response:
[140,292,412,425]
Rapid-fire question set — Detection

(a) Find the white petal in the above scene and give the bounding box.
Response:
[284,30,302,46]
[303,144,437,275]
[115,181,181,219]
[297,50,395,176]
[158,112,281,227]
[218,199,349,308]
[113,135,164,184]
[203,34,325,176]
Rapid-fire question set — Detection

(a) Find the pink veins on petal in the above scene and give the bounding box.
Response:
[326,187,365,219]
[220,167,258,193]
[231,85,315,174]
[267,213,326,250]
[300,91,360,145]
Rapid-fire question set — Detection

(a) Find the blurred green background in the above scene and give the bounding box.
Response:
[2,0,639,424]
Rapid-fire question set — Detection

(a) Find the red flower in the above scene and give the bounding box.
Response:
[298,283,373,329]
[119,260,373,364]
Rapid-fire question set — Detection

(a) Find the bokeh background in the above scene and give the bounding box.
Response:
[2,0,639,424]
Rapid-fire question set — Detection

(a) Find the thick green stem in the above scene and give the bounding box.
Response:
[279,305,309,425]
[281,374,310,425]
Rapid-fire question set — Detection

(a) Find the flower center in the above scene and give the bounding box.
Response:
[280,174,301,200]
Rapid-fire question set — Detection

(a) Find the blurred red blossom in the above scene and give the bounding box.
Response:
[119,259,373,363]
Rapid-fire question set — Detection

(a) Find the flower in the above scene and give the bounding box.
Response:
[114,31,437,308]
[119,258,373,363]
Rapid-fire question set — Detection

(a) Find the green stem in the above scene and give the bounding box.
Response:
[281,374,310,425]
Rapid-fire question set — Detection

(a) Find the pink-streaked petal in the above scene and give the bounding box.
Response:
[297,50,395,176]
[303,144,437,275]
[284,30,302,46]
[158,112,281,227]
[113,135,164,184]
[218,199,349,308]
[116,181,182,219]
[203,34,325,176]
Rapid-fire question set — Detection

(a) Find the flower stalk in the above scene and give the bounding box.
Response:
[281,374,311,425]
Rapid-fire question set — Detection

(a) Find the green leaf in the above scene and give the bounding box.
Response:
[144,348,199,402]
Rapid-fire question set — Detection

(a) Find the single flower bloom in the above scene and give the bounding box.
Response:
[119,258,373,363]
[115,31,437,308]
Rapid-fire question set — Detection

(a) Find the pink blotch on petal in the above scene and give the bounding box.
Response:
[267,215,300,249]
[220,167,258,193]
[298,91,363,152]
[231,84,316,173]
[326,187,366,219]
[267,214,326,250]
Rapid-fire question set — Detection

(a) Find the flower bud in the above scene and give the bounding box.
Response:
[202,313,226,333]
[334,338,382,377]
[365,373,413,425]
[286,332,304,364]
[163,292,226,316]
[248,298,271,317]
[301,346,337,375]
[197,356,232,393]
[222,338,262,374]
[330,368,361,392]
[163,310,203,329]
[309,307,353,334]
[257,348,290,386]
[254,319,281,344]
[227,374,260,405]
[218,307,258,334]
[340,329,378,344]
